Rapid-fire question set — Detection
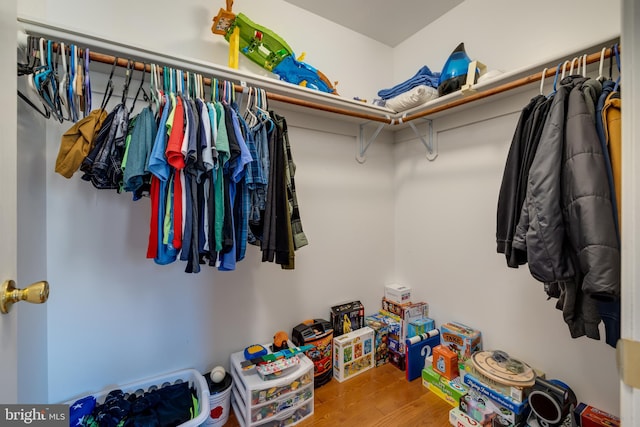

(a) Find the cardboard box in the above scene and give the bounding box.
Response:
[405,330,440,381]
[421,366,468,405]
[460,390,529,426]
[574,403,620,427]
[384,283,411,304]
[330,300,365,337]
[332,326,374,382]
[389,348,406,371]
[432,344,459,380]
[408,317,435,337]
[450,407,484,427]
[440,322,482,369]
[427,382,458,407]
[364,314,390,367]
[380,301,429,349]
[462,373,528,415]
[461,362,529,402]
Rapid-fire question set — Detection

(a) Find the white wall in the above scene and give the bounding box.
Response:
[393,0,621,85]
[393,0,622,414]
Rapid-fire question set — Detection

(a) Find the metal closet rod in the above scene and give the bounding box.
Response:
[42,40,616,126]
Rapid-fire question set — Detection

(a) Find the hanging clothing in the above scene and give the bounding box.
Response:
[602,91,622,231]
[56,109,107,179]
[496,95,547,268]
[511,76,620,341]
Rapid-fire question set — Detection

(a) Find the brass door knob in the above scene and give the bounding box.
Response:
[1,280,49,314]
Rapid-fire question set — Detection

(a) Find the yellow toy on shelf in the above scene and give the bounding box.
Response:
[211,1,338,94]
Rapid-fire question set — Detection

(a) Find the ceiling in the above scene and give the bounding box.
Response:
[283,0,465,47]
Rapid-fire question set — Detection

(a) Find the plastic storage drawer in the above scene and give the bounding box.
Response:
[230,346,314,427]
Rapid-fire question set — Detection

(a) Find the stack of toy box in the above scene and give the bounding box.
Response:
[332,326,375,382]
[439,321,482,371]
[330,300,364,337]
[459,373,530,426]
[422,344,468,407]
[364,313,390,367]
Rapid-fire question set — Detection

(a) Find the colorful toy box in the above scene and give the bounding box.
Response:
[440,321,482,369]
[384,283,411,304]
[461,362,529,403]
[330,300,365,337]
[460,389,529,426]
[408,317,435,337]
[422,365,468,406]
[332,326,374,382]
[462,373,528,415]
[380,300,428,351]
[405,330,440,381]
[389,348,406,371]
[433,344,460,380]
[573,403,620,427]
[364,314,390,367]
[450,407,484,427]
[291,318,334,388]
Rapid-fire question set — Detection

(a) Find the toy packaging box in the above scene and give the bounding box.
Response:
[380,301,428,351]
[573,403,620,427]
[405,330,440,381]
[333,326,374,382]
[461,362,529,403]
[462,373,528,415]
[422,365,468,406]
[384,283,412,304]
[330,300,365,337]
[449,407,484,427]
[459,389,529,426]
[291,318,334,388]
[389,348,406,371]
[365,314,390,367]
[440,321,482,369]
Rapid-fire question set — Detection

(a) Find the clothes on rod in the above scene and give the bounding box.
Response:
[29,38,309,272]
[496,46,621,346]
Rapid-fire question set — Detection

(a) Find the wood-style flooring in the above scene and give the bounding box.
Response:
[224,363,452,427]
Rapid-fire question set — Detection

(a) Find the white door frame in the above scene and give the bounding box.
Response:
[0,0,19,404]
[620,0,640,423]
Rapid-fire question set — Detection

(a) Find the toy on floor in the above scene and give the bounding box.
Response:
[211,1,338,94]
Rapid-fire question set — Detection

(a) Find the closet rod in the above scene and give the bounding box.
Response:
[54,45,394,125]
[401,47,616,123]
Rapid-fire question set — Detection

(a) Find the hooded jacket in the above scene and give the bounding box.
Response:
[513,76,620,340]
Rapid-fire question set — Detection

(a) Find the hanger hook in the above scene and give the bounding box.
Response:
[539,68,548,95]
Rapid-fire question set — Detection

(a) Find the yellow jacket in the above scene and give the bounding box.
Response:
[602,92,621,230]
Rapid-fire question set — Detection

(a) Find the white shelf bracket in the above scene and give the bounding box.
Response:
[407,118,437,161]
[356,121,386,164]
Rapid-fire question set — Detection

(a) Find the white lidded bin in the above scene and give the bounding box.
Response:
[64,368,209,427]
[202,372,233,426]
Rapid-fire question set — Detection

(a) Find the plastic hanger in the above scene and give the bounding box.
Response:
[581,54,587,77]
[597,47,607,82]
[539,68,548,96]
[83,48,91,116]
[613,44,620,91]
[129,63,148,114]
[560,60,570,80]
[98,57,118,113]
[58,42,72,120]
[73,45,84,119]
[548,62,562,98]
[569,57,578,76]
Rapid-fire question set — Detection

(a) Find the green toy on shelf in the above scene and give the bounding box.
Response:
[212,1,338,94]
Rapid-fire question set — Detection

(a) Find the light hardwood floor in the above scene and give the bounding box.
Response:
[225,363,452,427]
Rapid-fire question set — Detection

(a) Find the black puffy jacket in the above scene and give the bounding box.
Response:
[513,76,620,340]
